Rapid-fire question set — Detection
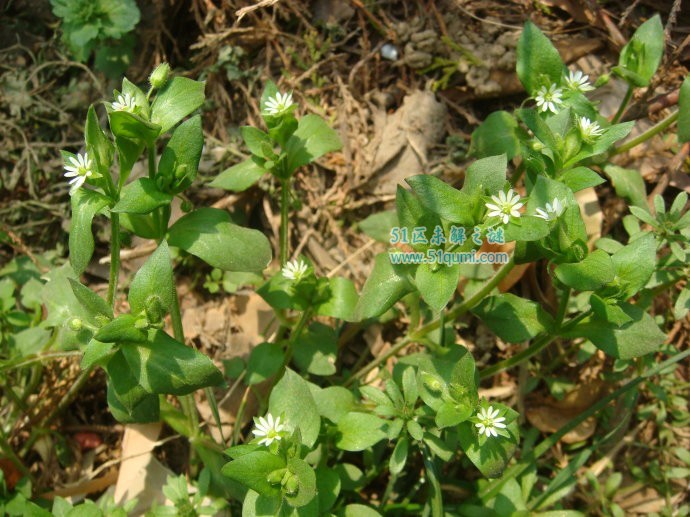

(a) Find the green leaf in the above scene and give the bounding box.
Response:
[150,77,206,134]
[462,154,508,196]
[112,178,173,214]
[10,326,50,356]
[241,126,273,158]
[81,339,116,369]
[517,108,557,150]
[336,412,388,451]
[614,15,664,87]
[504,216,550,242]
[311,386,357,424]
[69,189,110,275]
[674,286,690,320]
[314,276,359,322]
[293,322,337,376]
[354,252,413,320]
[118,213,158,239]
[554,249,615,291]
[68,278,113,321]
[358,210,398,243]
[128,241,174,316]
[120,329,223,394]
[285,458,317,508]
[389,436,409,475]
[115,136,145,184]
[590,294,634,327]
[342,504,382,517]
[157,114,204,193]
[168,208,272,272]
[415,263,460,311]
[435,401,473,428]
[105,350,160,423]
[559,167,605,192]
[610,232,656,299]
[210,158,266,192]
[221,451,285,498]
[457,405,520,478]
[269,368,321,447]
[246,342,284,385]
[108,110,161,143]
[403,346,478,411]
[472,293,555,343]
[241,490,281,517]
[405,175,474,224]
[315,466,341,513]
[469,112,522,160]
[680,76,690,143]
[94,314,147,343]
[561,302,665,359]
[396,186,444,254]
[516,21,564,94]
[285,114,342,173]
[121,77,149,117]
[589,122,634,156]
[85,105,114,173]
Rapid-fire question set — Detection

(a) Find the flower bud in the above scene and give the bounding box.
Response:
[134,316,149,329]
[594,73,610,88]
[266,468,287,485]
[145,295,165,325]
[149,63,171,89]
[284,473,299,495]
[68,317,83,331]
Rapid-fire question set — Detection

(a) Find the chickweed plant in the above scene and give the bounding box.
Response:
[3,14,690,517]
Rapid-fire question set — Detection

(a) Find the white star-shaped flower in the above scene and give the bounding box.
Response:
[578,116,604,143]
[282,259,309,282]
[565,70,594,92]
[264,91,294,116]
[534,84,563,114]
[535,197,565,221]
[485,189,523,225]
[112,92,137,113]
[475,406,507,438]
[63,152,94,195]
[252,413,285,446]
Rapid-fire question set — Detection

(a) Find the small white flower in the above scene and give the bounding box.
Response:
[252,413,286,446]
[534,84,563,114]
[282,259,309,282]
[565,70,594,92]
[485,189,524,225]
[264,91,294,116]
[535,197,565,221]
[112,92,137,112]
[63,152,94,195]
[475,405,507,438]
[578,116,604,143]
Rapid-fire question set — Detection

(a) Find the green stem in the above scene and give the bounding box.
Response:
[169,285,200,437]
[0,430,31,479]
[479,347,690,500]
[611,111,679,156]
[422,444,444,517]
[107,213,120,309]
[480,311,590,379]
[148,145,156,179]
[414,258,514,339]
[283,308,313,365]
[280,179,290,266]
[555,287,571,327]
[612,84,634,124]
[346,259,515,386]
